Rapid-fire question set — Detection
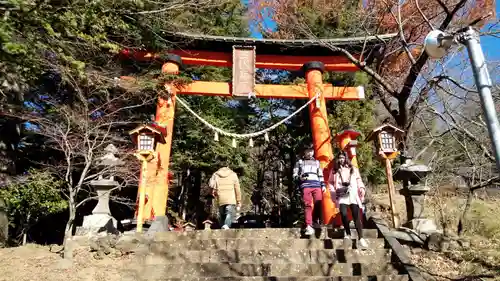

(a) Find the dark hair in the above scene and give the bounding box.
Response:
[217,156,230,168]
[334,151,353,174]
[303,147,314,155]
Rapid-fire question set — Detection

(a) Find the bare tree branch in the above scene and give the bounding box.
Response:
[434,0,450,15]
[391,1,417,64]
[415,0,435,30]
[469,176,500,191]
[131,0,218,15]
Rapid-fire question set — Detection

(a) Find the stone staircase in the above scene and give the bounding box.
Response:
[122,225,411,281]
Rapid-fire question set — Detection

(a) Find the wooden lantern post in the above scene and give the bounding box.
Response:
[129,124,167,232]
[365,124,404,228]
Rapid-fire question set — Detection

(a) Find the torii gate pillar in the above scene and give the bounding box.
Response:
[303,62,336,225]
[147,56,180,228]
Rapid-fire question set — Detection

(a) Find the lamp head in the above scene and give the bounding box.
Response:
[424,30,454,59]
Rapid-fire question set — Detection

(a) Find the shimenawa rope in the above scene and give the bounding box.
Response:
[175,93,319,139]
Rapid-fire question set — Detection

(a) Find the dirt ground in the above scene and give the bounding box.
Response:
[0,244,138,281]
[371,191,500,281]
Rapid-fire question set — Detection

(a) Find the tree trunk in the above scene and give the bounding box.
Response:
[0,198,8,246]
[192,170,202,227]
[178,171,186,220]
[288,148,296,200]
[63,198,76,260]
[457,189,474,237]
[257,168,265,215]
[0,87,24,190]
[22,213,30,246]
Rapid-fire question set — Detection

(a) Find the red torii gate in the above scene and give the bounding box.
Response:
[120,32,394,229]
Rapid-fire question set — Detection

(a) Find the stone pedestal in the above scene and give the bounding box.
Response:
[147,215,169,233]
[81,213,117,233]
[399,184,429,221]
[399,184,437,233]
[77,177,119,235]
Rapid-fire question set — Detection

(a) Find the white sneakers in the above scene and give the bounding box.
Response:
[344,234,368,249]
[343,234,352,247]
[358,238,368,248]
[304,227,368,250]
[221,225,230,230]
[304,225,315,235]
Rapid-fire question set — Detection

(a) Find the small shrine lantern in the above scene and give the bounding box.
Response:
[129,124,167,161]
[183,222,196,232]
[365,123,405,228]
[335,125,361,159]
[202,220,213,231]
[365,124,404,160]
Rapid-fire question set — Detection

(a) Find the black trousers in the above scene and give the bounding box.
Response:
[339,203,363,238]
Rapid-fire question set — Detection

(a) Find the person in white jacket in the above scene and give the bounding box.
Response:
[328,151,368,248]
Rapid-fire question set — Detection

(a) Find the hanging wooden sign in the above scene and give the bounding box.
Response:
[232,45,256,99]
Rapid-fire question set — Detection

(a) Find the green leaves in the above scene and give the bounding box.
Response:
[2,42,27,55]
[0,169,67,240]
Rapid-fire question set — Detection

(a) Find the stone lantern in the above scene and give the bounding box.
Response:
[394,153,434,233]
[78,144,124,235]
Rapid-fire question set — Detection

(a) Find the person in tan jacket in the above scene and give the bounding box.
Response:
[209,166,242,229]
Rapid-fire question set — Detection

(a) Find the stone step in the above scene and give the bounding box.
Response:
[129,263,403,278]
[152,228,378,241]
[148,238,386,251]
[156,276,409,281]
[143,249,392,264]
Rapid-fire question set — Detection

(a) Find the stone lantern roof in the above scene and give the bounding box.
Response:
[97,144,125,167]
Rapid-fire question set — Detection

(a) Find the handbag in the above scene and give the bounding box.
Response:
[335,170,351,198]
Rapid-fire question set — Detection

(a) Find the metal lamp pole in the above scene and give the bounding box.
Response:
[458,27,500,170]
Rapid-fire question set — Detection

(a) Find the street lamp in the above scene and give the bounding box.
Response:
[366,123,405,228]
[129,124,166,232]
[424,25,500,171]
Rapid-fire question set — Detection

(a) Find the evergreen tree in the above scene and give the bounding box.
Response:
[0,0,254,239]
